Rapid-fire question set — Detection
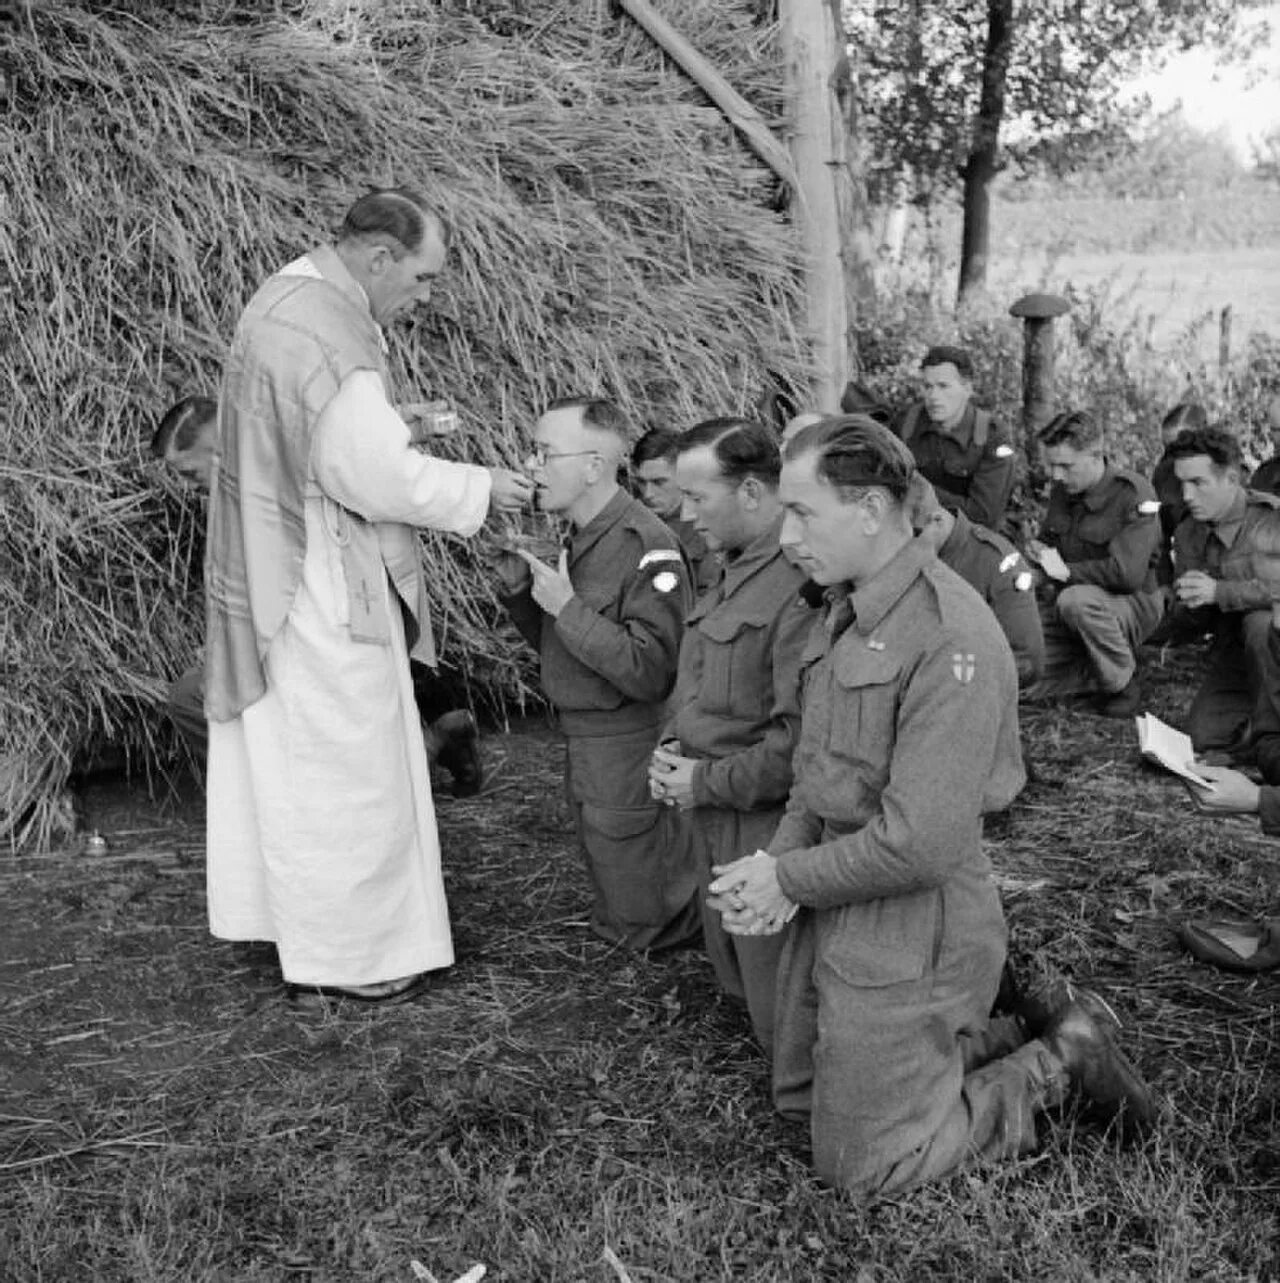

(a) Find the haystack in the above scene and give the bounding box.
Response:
[0,0,813,849]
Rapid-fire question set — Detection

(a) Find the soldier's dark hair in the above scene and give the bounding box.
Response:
[546,396,632,443]
[1039,409,1103,450]
[677,417,781,487]
[339,187,449,260]
[921,345,973,380]
[783,414,916,504]
[1167,425,1242,472]
[633,428,682,467]
[1161,402,1207,434]
[151,396,216,459]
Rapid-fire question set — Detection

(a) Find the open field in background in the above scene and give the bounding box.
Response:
[2,657,1277,1282]
[892,192,1280,364]
[990,246,1280,357]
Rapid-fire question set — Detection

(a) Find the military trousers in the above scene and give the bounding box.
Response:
[671,803,787,1049]
[564,723,700,951]
[1035,584,1162,696]
[772,901,1070,1197]
[1190,609,1280,754]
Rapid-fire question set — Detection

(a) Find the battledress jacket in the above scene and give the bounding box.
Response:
[1166,489,1280,633]
[769,538,1025,973]
[664,517,811,810]
[894,402,1016,531]
[935,511,1043,686]
[501,489,688,733]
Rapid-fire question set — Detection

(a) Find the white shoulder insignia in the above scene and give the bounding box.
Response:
[652,570,679,593]
[994,444,1015,458]
[1015,571,1034,592]
[951,652,976,683]
[1137,499,1160,515]
[998,552,1020,573]
[639,549,682,569]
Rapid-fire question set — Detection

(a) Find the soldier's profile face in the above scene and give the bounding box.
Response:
[779,451,875,585]
[1173,454,1239,524]
[921,362,971,428]
[526,406,598,514]
[635,458,681,518]
[675,445,746,553]
[1043,441,1101,495]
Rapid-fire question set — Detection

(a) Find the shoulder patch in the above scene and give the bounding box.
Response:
[993,444,1015,459]
[1137,499,1161,515]
[1015,570,1034,591]
[639,549,683,569]
[651,570,679,593]
[998,552,1020,573]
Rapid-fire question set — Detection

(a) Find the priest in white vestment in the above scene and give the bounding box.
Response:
[203,189,532,1004]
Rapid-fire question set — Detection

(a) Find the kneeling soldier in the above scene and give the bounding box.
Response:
[709,416,1154,1198]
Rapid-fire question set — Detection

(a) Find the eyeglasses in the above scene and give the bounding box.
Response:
[528,445,600,467]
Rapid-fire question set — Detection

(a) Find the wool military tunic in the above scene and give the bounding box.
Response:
[501,488,698,949]
[894,402,1016,531]
[1032,465,1163,696]
[1168,489,1280,752]
[1040,464,1161,596]
[663,516,811,1045]
[935,510,1043,686]
[767,538,1034,1195]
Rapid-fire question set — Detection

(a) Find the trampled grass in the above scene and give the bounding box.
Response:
[1,657,1277,1281]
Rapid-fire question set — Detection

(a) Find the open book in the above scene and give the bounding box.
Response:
[1134,713,1216,789]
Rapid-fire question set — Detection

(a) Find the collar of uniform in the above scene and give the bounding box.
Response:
[719,515,786,595]
[1080,463,1118,512]
[1209,488,1248,546]
[849,536,934,635]
[939,508,973,559]
[922,399,975,440]
[570,487,632,556]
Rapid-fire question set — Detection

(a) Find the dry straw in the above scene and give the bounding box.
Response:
[0,0,814,849]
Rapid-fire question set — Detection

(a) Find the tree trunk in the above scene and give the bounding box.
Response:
[957,0,1014,306]
[778,0,851,411]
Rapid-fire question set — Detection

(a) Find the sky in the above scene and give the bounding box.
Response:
[1131,4,1280,162]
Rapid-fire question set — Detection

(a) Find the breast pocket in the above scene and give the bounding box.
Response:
[1076,513,1116,553]
[698,611,772,719]
[827,649,900,781]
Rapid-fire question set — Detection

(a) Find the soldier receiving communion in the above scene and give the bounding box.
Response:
[495,398,699,951]
[709,416,1153,1197]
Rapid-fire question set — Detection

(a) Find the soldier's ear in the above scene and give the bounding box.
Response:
[739,475,763,507]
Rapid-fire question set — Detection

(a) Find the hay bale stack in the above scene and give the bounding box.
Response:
[0,0,812,848]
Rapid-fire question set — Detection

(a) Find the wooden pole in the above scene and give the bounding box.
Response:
[615,0,798,188]
[778,0,850,410]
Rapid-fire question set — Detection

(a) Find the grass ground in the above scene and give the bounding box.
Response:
[1,655,1277,1282]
